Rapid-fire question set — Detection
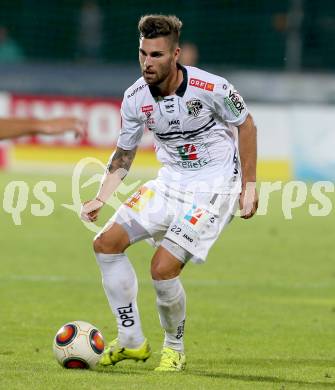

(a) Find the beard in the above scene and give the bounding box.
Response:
[142,61,172,86]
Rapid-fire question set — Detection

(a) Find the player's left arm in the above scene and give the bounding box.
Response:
[238,114,258,219]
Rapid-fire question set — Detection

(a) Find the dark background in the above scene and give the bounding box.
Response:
[0,0,334,70]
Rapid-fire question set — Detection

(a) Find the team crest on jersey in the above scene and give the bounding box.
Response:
[186,99,203,117]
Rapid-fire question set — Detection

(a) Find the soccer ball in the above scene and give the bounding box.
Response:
[53,320,105,369]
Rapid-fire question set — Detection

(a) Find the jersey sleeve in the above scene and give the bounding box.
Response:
[116,94,144,150]
[212,79,248,126]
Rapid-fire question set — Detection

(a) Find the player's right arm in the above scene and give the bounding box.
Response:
[81,146,138,222]
[81,90,144,223]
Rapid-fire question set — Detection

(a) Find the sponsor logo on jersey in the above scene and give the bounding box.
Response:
[186,99,203,117]
[189,78,214,91]
[224,90,245,117]
[178,159,208,169]
[141,105,153,113]
[169,119,180,126]
[206,83,214,91]
[233,151,239,175]
[162,97,175,113]
[143,109,155,129]
[127,83,146,98]
[164,103,174,112]
[125,186,154,212]
[145,117,155,127]
[177,144,198,160]
[176,143,209,169]
[184,204,205,225]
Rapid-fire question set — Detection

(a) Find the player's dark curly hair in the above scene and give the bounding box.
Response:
[138,14,182,47]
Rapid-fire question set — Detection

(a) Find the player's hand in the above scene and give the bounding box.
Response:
[80,199,104,222]
[37,117,86,138]
[239,182,258,219]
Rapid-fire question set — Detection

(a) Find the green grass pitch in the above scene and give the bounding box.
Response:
[0,171,334,390]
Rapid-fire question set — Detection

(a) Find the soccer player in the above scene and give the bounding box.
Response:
[0,117,84,140]
[81,14,258,372]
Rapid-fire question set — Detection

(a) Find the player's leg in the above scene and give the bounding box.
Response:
[151,239,190,372]
[94,220,151,365]
[94,180,176,366]
[151,192,239,371]
[93,221,130,254]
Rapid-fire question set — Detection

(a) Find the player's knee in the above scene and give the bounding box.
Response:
[93,234,125,254]
[151,262,166,280]
[93,223,131,254]
[93,236,103,253]
[151,261,180,281]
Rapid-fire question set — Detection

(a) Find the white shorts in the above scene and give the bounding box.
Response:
[101,179,239,264]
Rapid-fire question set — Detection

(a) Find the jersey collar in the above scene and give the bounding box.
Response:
[175,63,188,97]
[148,63,188,99]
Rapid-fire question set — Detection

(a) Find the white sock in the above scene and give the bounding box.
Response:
[95,253,145,349]
[153,277,186,353]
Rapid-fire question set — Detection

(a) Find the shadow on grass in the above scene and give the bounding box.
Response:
[95,366,152,376]
[187,357,335,387]
[88,357,335,387]
[191,370,335,387]
[220,357,335,368]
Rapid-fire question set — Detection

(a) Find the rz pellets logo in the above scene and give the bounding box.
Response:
[224,90,245,117]
[177,144,198,160]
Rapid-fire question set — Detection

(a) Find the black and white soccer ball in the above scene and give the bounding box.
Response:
[53,320,105,369]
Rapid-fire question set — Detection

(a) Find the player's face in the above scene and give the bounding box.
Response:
[139,37,179,86]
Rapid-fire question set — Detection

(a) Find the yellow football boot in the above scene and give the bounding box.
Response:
[99,338,151,366]
[154,347,186,372]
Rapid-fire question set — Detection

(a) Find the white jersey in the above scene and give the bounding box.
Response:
[117,65,248,194]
